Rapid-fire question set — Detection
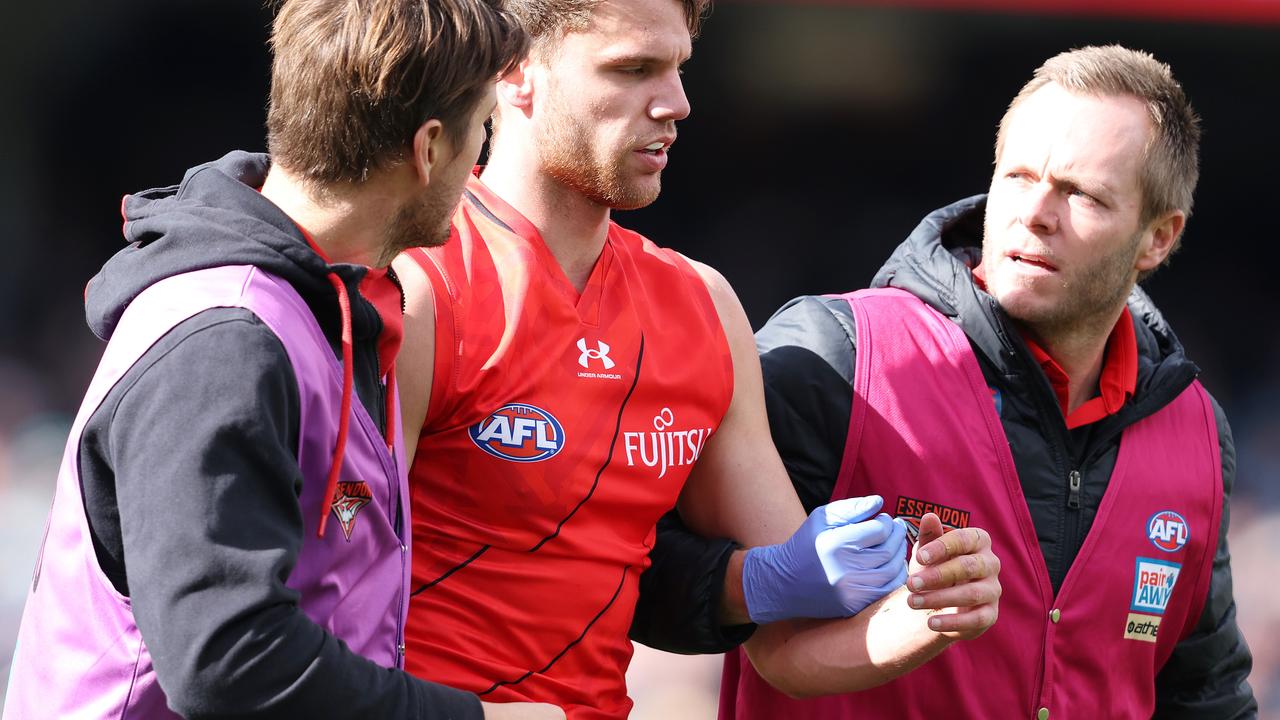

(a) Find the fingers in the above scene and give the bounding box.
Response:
[916,512,944,548]
[822,494,884,527]
[914,526,991,566]
[908,575,1001,610]
[818,512,896,554]
[907,513,942,574]
[923,603,999,638]
[895,521,1002,640]
[909,547,1001,592]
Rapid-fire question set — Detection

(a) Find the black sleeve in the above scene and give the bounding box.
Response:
[1153,395,1257,719]
[756,295,857,514]
[86,309,481,720]
[630,511,755,654]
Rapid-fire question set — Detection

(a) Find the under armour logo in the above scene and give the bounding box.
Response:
[577,338,615,369]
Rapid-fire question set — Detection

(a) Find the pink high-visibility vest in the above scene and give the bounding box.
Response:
[5,266,410,719]
[721,288,1221,720]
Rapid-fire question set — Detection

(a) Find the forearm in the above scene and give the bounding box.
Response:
[743,586,953,698]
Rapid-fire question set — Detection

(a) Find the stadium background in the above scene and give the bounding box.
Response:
[1,0,1276,715]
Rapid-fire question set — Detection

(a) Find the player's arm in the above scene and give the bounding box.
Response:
[675,260,808,546]
[631,295,861,651]
[677,269,1000,696]
[745,517,999,697]
[392,250,438,467]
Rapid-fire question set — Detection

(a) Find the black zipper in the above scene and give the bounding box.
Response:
[986,296,1078,591]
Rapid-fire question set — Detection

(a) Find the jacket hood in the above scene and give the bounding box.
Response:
[86,151,375,343]
[88,150,395,540]
[870,195,1198,401]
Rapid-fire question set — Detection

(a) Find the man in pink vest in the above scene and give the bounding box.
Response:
[633,45,1255,717]
[713,44,1256,718]
[4,1,562,718]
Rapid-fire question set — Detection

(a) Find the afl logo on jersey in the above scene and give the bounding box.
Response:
[1147,510,1189,552]
[469,403,566,463]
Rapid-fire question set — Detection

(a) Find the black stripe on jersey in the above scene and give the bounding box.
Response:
[412,310,642,595]
[528,335,644,552]
[477,564,631,696]
[410,543,491,597]
[463,189,515,233]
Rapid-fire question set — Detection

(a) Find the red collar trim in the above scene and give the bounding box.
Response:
[359,266,404,381]
[287,214,402,381]
[1024,306,1138,429]
[464,168,543,242]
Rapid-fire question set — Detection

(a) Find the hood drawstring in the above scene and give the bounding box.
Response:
[318,272,355,538]
[384,364,397,452]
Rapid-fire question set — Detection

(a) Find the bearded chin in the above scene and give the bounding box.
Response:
[377,195,452,266]
[539,127,661,211]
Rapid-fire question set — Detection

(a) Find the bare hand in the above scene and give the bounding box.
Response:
[904,513,1001,639]
[481,700,567,720]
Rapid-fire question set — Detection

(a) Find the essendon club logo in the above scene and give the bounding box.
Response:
[894,495,972,540]
[330,481,373,542]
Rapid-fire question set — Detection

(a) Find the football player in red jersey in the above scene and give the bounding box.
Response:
[394,0,1000,716]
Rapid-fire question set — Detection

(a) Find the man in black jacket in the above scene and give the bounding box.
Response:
[638,45,1255,718]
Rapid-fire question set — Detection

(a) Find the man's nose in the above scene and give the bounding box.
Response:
[650,70,691,122]
[1018,181,1059,236]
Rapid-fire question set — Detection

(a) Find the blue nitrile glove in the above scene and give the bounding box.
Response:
[741,495,909,624]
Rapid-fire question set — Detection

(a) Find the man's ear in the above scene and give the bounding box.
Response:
[498,57,536,111]
[1135,209,1185,273]
[410,118,447,186]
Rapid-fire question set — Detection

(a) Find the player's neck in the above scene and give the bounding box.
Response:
[261,163,403,268]
[481,155,610,294]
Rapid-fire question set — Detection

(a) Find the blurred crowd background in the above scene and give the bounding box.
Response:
[2,0,1276,716]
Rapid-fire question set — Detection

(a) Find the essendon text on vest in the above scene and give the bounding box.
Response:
[894,495,973,530]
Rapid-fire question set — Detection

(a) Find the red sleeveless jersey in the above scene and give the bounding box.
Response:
[403,175,733,719]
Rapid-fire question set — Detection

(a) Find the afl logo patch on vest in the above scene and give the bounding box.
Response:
[469,403,566,462]
[1147,510,1189,552]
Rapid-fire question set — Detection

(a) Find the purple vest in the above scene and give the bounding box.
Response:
[722,288,1221,720]
[5,266,410,719]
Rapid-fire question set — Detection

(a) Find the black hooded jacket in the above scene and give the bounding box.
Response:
[76,152,481,719]
[634,196,1256,718]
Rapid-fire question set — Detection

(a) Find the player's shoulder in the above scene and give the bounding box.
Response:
[681,256,735,307]
[609,221,730,295]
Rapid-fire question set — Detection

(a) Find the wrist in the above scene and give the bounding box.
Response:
[719,548,752,626]
[741,543,813,624]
